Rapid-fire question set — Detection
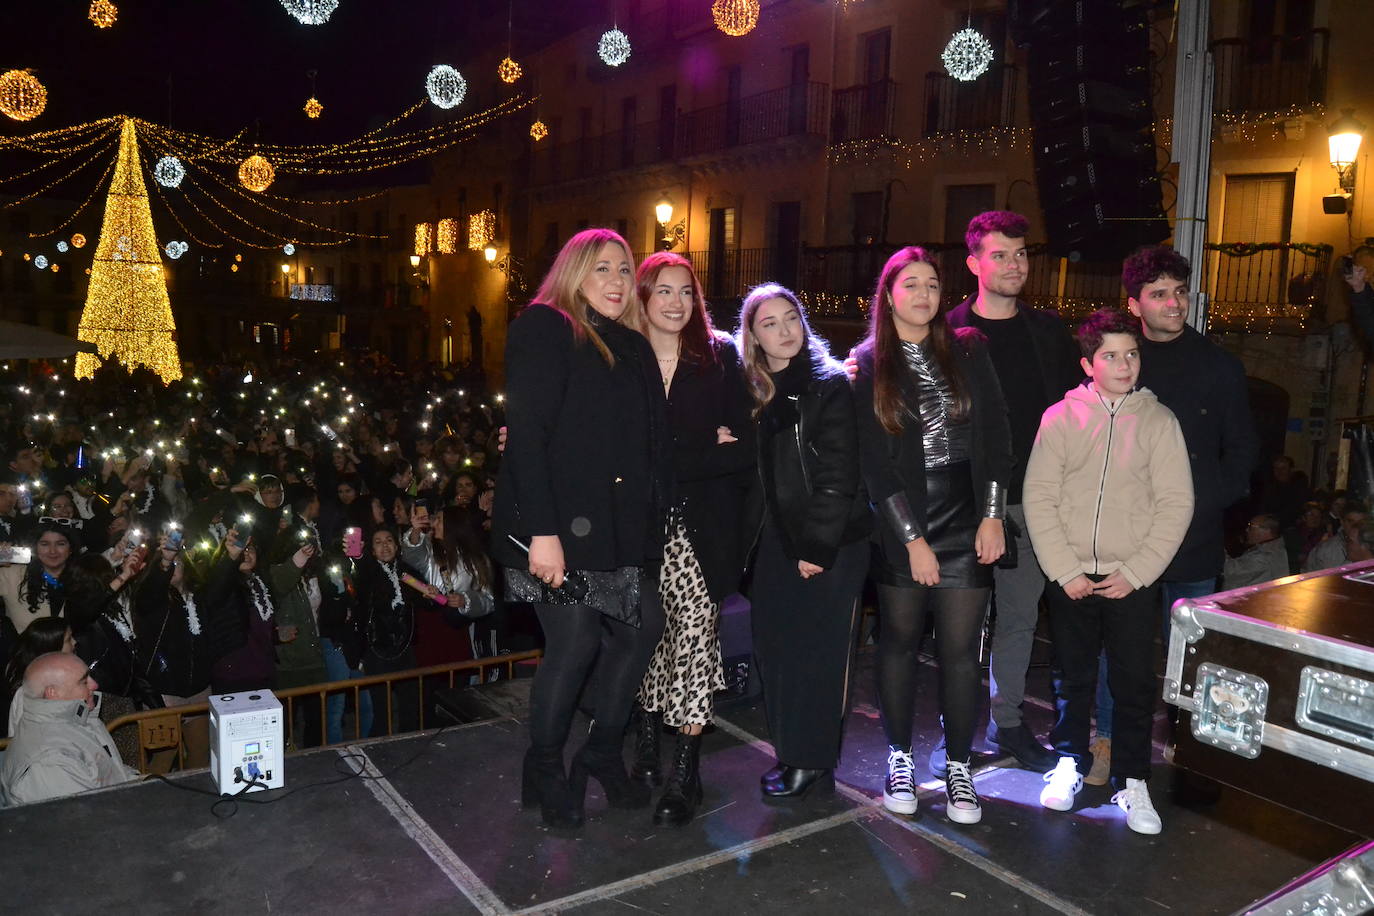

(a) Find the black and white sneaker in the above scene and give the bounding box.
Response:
[882,746,918,815]
[944,759,982,824]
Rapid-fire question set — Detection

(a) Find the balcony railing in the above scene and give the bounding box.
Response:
[1203,242,1331,333]
[923,65,1018,135]
[831,79,898,142]
[1211,29,1328,114]
[682,247,771,300]
[530,83,828,186]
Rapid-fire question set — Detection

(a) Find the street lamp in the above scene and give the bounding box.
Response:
[655,195,685,250]
[1328,108,1365,194]
[409,254,422,268]
[483,245,497,264]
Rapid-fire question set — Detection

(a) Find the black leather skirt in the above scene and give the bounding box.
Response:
[873,460,990,590]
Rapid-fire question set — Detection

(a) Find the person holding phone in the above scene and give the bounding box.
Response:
[492,229,671,830]
[266,537,328,747]
[207,530,277,694]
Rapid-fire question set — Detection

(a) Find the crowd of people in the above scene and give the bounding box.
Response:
[0,352,506,805]
[5,212,1368,836]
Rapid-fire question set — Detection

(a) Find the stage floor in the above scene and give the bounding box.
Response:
[2,645,1359,915]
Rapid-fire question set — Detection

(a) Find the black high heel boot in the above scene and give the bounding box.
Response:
[521,746,585,829]
[570,725,652,809]
[653,732,703,827]
[761,766,834,799]
[631,707,663,787]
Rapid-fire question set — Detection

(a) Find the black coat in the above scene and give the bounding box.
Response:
[133,564,216,699]
[1139,326,1258,581]
[852,332,1014,569]
[668,334,756,600]
[492,304,672,571]
[745,350,871,568]
[945,297,1081,413]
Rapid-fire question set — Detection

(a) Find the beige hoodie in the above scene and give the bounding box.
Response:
[1023,383,1194,590]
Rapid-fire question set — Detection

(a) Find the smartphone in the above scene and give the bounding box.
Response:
[166,528,184,550]
[284,428,297,447]
[344,527,363,559]
[0,545,32,565]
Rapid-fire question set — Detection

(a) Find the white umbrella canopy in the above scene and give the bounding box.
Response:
[0,320,97,360]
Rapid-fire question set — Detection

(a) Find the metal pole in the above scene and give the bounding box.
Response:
[1170,0,1215,332]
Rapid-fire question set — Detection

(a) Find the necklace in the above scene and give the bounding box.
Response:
[657,348,679,389]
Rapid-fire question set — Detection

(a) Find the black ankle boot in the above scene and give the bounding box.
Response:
[521,746,585,829]
[570,725,652,809]
[631,707,663,787]
[654,732,703,827]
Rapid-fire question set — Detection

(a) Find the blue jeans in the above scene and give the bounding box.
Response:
[1093,577,1216,740]
[321,637,373,745]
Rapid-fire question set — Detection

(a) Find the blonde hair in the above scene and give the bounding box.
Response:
[734,283,831,417]
[531,228,642,365]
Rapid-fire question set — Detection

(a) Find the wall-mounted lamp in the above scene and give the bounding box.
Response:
[485,245,512,273]
[280,263,291,275]
[483,245,498,264]
[655,195,686,250]
[1329,108,1365,194]
[409,254,422,268]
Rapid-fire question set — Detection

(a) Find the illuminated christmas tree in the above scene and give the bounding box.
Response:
[75,118,182,382]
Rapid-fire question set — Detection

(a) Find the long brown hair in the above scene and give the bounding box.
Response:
[434,506,493,592]
[529,228,641,366]
[862,246,971,435]
[635,251,718,367]
[735,283,833,417]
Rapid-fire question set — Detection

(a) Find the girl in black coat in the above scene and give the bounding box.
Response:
[630,252,755,826]
[736,283,871,801]
[853,247,1013,825]
[492,229,671,830]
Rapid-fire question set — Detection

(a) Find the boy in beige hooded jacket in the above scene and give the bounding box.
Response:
[1023,309,1192,835]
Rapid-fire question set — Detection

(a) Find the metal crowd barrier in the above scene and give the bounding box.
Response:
[0,650,542,775]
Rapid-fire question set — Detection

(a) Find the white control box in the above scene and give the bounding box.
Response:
[209,690,285,795]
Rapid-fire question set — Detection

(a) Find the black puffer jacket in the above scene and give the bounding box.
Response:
[745,349,871,569]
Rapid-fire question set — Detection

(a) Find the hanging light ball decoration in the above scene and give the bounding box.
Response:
[530,119,549,141]
[164,241,189,260]
[283,243,296,256]
[71,234,86,248]
[88,0,118,28]
[425,65,467,109]
[712,0,759,37]
[279,0,339,25]
[498,56,522,84]
[56,241,69,253]
[34,255,48,270]
[237,154,276,192]
[153,155,185,189]
[0,70,47,122]
[941,27,994,82]
[304,96,323,119]
[597,28,631,67]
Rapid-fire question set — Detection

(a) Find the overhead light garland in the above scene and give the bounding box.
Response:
[76,119,182,382]
[942,27,994,81]
[88,0,118,28]
[530,119,548,141]
[164,240,188,259]
[280,0,338,25]
[282,243,296,255]
[712,0,759,36]
[34,255,49,270]
[426,65,467,109]
[498,58,522,84]
[56,240,69,252]
[71,233,86,248]
[237,154,276,192]
[304,97,323,119]
[154,155,185,188]
[598,28,631,67]
[0,70,48,122]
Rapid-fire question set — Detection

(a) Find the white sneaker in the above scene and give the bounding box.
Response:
[882,746,918,815]
[1039,756,1083,811]
[944,759,982,824]
[1112,778,1162,834]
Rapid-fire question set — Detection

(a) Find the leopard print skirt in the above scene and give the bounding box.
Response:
[637,516,725,728]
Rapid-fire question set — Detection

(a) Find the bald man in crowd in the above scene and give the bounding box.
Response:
[1,652,137,806]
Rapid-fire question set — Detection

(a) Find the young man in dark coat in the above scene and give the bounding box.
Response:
[944,211,1081,775]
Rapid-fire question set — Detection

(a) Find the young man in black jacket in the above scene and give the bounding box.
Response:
[944,211,1081,774]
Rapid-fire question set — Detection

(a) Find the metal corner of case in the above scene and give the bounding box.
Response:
[1170,599,1206,644]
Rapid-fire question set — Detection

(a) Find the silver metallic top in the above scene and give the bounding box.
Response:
[901,339,969,468]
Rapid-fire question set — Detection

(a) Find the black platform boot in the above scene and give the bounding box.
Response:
[631,707,663,787]
[521,745,585,829]
[653,732,703,827]
[570,725,652,809]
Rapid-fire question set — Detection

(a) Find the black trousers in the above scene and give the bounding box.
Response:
[1044,577,1159,783]
[364,647,420,737]
[751,528,869,769]
[528,578,666,749]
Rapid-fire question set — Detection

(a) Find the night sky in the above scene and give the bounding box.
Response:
[0,0,587,153]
